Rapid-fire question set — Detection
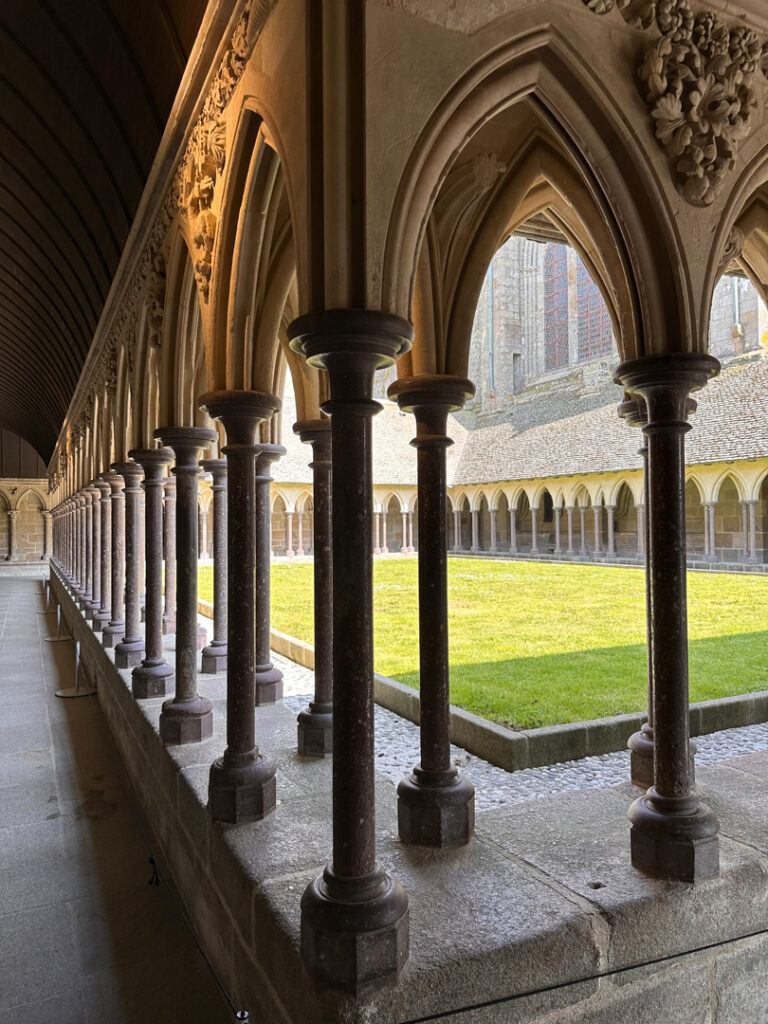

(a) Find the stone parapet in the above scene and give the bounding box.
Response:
[51,566,768,1023]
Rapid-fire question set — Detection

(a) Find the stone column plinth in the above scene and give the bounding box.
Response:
[389,375,475,849]
[113,462,145,668]
[130,449,175,699]
[93,480,112,630]
[254,444,285,704]
[294,420,333,756]
[200,458,228,673]
[162,477,177,634]
[200,393,278,822]
[618,355,720,883]
[102,472,126,649]
[289,309,410,997]
[154,426,216,744]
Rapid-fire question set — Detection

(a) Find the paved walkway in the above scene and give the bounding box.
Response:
[0,579,230,1024]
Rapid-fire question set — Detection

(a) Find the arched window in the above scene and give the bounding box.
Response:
[543,243,569,371]
[576,260,613,362]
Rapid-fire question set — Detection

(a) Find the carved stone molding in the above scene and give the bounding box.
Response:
[719,223,746,269]
[582,0,768,206]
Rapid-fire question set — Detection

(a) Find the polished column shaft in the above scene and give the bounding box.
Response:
[154,427,216,743]
[390,376,475,848]
[130,449,175,699]
[618,355,720,882]
[102,471,126,648]
[162,478,177,634]
[289,309,410,997]
[294,420,333,756]
[200,459,228,673]
[93,480,112,630]
[113,462,145,668]
[200,393,278,822]
[253,445,285,703]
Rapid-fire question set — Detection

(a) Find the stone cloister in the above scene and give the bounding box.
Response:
[7,0,768,1021]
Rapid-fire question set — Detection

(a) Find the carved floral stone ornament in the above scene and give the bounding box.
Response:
[582,0,768,205]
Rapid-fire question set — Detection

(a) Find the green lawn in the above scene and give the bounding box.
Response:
[199,559,768,730]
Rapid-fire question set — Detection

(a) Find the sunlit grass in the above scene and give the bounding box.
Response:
[199,558,768,729]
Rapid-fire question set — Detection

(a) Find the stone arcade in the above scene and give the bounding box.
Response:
[6,1,768,1021]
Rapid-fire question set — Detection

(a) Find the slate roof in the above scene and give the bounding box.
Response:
[276,353,768,488]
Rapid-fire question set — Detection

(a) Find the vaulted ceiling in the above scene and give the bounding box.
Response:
[0,0,206,464]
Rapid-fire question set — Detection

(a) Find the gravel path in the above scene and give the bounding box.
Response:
[275,653,768,812]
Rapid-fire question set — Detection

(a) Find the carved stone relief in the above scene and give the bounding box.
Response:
[582,0,768,205]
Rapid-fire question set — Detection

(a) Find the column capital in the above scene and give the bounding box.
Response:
[289,309,412,409]
[129,447,174,481]
[42,510,52,520]
[112,461,144,491]
[153,425,217,467]
[101,470,124,495]
[387,374,475,445]
[94,478,111,500]
[6,509,18,518]
[200,458,227,487]
[255,443,286,479]
[616,354,718,424]
[200,389,279,448]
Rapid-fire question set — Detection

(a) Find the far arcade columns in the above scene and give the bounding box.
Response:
[200,459,228,673]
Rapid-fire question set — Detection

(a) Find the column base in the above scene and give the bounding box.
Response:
[301,865,409,998]
[159,695,214,744]
[629,789,719,882]
[114,637,145,669]
[397,769,475,848]
[254,663,283,705]
[132,660,174,699]
[208,753,277,823]
[102,621,125,649]
[628,723,655,789]
[201,642,227,673]
[297,704,333,757]
[83,599,99,621]
[92,609,110,631]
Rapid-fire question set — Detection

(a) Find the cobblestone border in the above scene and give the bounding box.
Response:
[263,624,768,773]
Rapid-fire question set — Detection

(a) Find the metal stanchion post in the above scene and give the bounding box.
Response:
[55,640,96,699]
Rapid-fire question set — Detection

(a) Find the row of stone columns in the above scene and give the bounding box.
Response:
[373,508,415,555]
[49,345,724,997]
[457,503,626,558]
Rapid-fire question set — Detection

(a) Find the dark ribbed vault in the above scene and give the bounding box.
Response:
[0,0,207,463]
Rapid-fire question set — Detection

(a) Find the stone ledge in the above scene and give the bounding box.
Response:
[265,627,768,775]
[57,570,768,1022]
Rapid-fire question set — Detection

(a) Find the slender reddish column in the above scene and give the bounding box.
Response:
[113,461,145,668]
[294,420,333,756]
[162,477,177,634]
[130,449,175,699]
[200,458,228,673]
[154,426,216,744]
[289,309,410,997]
[102,470,126,649]
[253,445,284,703]
[618,355,719,882]
[389,375,475,848]
[93,477,113,631]
[200,392,279,822]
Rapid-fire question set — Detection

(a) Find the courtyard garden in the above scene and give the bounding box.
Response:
[199,558,768,730]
